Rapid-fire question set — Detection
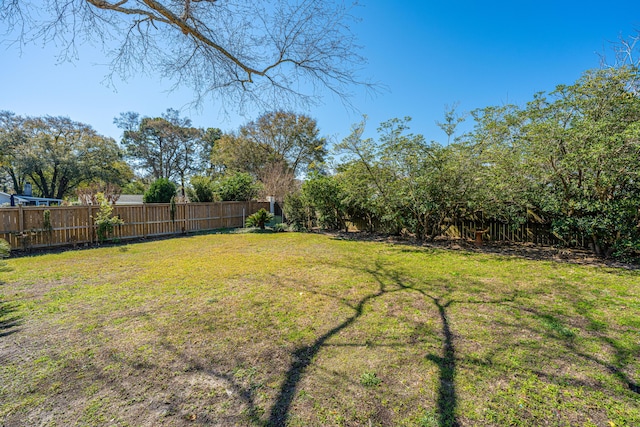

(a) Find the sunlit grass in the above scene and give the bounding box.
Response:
[1,232,639,426]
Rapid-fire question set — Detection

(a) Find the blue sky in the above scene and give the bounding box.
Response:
[2,1,640,147]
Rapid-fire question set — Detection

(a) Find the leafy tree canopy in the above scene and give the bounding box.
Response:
[115,108,204,192]
[143,177,177,203]
[0,111,132,199]
[211,111,326,178]
[214,172,262,201]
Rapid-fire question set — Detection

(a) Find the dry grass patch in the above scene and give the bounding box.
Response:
[1,232,639,426]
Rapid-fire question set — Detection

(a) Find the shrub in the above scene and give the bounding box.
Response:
[43,209,53,245]
[283,191,311,231]
[187,176,216,202]
[122,179,147,195]
[143,178,177,203]
[302,173,346,231]
[0,238,9,257]
[272,223,289,232]
[245,208,274,230]
[215,172,262,201]
[94,193,125,243]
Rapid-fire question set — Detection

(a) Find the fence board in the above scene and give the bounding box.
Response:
[0,201,269,250]
[444,219,564,246]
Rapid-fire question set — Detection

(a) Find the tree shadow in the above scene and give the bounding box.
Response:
[425,297,458,427]
[267,277,389,426]
[0,273,22,339]
[0,302,22,338]
[157,341,267,425]
[501,301,640,396]
[266,258,498,427]
[363,264,516,427]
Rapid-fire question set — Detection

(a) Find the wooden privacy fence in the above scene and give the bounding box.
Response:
[0,201,269,250]
[444,219,572,246]
[349,217,573,246]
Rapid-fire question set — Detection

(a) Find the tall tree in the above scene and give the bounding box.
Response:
[211,111,326,178]
[200,127,222,175]
[241,111,327,177]
[116,108,204,193]
[468,104,534,225]
[2,0,370,109]
[0,111,28,194]
[0,112,132,199]
[209,133,269,177]
[435,102,467,144]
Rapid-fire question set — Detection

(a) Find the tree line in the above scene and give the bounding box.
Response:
[2,66,640,258]
[0,109,325,203]
[286,66,640,259]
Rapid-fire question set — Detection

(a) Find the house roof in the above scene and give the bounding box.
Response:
[0,192,63,204]
[116,194,144,204]
[14,195,63,203]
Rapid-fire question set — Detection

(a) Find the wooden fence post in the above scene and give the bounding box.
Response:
[88,206,93,244]
[183,203,188,233]
[143,204,148,238]
[18,204,24,235]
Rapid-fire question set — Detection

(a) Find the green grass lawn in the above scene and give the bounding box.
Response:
[1,233,639,426]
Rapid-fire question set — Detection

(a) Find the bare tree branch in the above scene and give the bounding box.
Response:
[2,0,374,110]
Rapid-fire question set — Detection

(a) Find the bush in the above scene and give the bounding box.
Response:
[215,172,262,201]
[94,193,125,243]
[122,179,147,195]
[187,176,216,202]
[245,208,274,230]
[302,173,346,231]
[0,239,9,256]
[283,191,310,231]
[143,178,177,203]
[272,223,289,232]
[0,238,9,273]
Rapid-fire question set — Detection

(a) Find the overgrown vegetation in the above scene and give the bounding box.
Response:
[285,67,640,259]
[2,62,640,260]
[1,234,638,426]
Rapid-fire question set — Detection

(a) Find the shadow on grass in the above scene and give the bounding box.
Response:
[267,279,387,426]
[158,341,267,426]
[502,302,640,396]
[9,240,637,426]
[425,298,458,427]
[266,259,492,427]
[0,300,22,338]
[0,267,22,339]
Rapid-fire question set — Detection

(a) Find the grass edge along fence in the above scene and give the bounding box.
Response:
[0,201,269,250]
